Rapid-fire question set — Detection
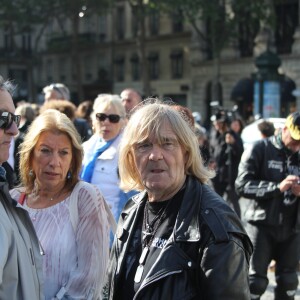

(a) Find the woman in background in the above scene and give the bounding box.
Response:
[81,94,137,225]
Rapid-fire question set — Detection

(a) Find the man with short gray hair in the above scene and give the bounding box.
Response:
[0,76,43,299]
[43,82,70,102]
[120,88,142,116]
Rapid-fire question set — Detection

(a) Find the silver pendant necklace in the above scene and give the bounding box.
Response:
[134,201,168,283]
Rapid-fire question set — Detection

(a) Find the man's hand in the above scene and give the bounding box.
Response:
[225,133,235,144]
[278,175,300,196]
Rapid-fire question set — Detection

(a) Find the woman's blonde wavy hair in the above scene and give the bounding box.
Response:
[119,99,215,192]
[19,109,83,193]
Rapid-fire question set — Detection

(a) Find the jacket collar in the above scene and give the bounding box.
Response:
[0,166,6,181]
[173,176,202,242]
[0,180,18,207]
[119,176,202,243]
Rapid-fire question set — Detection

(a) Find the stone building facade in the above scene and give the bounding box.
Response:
[0,0,299,123]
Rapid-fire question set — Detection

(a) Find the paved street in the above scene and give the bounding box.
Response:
[239,198,300,299]
[262,270,300,300]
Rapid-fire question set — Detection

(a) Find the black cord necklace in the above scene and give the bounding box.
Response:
[134,200,170,283]
[142,201,166,245]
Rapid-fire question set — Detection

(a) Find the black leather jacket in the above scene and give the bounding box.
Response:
[209,128,244,187]
[235,134,300,230]
[105,176,252,300]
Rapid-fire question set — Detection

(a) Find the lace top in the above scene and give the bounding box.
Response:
[10,182,110,300]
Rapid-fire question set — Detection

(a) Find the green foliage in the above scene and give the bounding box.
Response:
[0,0,114,34]
[154,0,275,58]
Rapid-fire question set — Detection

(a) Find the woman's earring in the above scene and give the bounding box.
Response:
[67,171,72,179]
[29,169,34,177]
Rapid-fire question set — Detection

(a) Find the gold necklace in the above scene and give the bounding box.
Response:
[31,180,66,203]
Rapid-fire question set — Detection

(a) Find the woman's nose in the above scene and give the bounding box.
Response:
[49,153,60,166]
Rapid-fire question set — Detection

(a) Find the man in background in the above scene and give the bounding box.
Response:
[120,88,142,117]
[42,83,92,142]
[43,82,70,102]
[209,110,244,217]
[257,119,275,138]
[0,76,43,299]
[236,112,300,300]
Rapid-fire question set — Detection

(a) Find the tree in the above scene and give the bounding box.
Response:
[127,0,163,96]
[0,0,60,100]
[157,0,274,103]
[0,0,113,102]
[40,0,114,101]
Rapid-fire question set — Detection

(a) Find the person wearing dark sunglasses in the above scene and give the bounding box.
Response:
[236,111,300,300]
[0,76,43,300]
[81,94,137,244]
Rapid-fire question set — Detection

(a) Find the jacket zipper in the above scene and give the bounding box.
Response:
[133,270,182,300]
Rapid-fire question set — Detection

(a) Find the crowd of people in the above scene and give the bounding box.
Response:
[0,76,299,300]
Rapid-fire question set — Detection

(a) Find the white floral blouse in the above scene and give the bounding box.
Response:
[10,181,111,300]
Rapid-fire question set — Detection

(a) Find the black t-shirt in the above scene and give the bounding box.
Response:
[118,187,185,300]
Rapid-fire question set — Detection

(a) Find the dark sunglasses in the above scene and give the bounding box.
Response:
[0,111,21,130]
[96,113,121,123]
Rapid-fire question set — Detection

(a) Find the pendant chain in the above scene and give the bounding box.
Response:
[31,180,66,203]
[134,199,171,283]
[142,201,167,248]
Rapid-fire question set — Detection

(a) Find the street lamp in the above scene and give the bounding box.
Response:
[252,50,283,118]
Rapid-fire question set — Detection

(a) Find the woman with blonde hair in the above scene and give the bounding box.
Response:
[81,94,137,228]
[10,109,114,300]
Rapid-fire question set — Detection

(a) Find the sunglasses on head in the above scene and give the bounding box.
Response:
[0,111,21,130]
[96,113,121,123]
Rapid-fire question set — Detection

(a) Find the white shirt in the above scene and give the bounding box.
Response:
[10,182,110,300]
[82,133,123,221]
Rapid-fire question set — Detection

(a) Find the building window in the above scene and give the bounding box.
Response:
[22,33,32,53]
[171,10,183,33]
[4,29,12,51]
[99,15,107,41]
[46,59,53,82]
[131,7,138,38]
[170,49,183,79]
[148,52,159,80]
[47,20,54,35]
[238,19,259,57]
[59,57,67,82]
[275,0,298,54]
[84,56,92,81]
[130,53,140,81]
[149,11,160,36]
[84,16,92,32]
[116,6,125,40]
[115,55,125,82]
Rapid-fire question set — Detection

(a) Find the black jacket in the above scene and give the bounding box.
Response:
[105,176,252,300]
[210,129,244,187]
[235,134,300,230]
[73,118,92,142]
